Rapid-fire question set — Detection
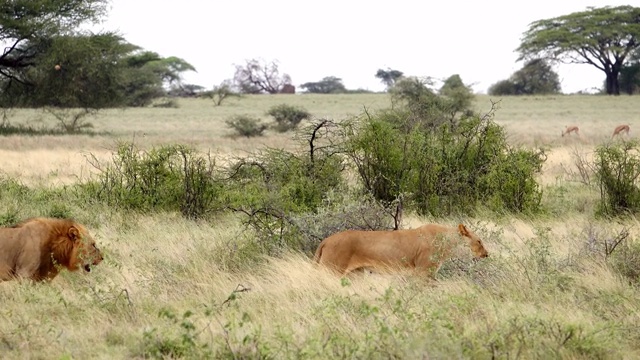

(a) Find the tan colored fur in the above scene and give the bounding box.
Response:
[561,125,579,137]
[314,223,488,276]
[612,124,630,138]
[0,217,103,282]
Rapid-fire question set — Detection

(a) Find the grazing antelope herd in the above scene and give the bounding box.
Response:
[561,124,631,139]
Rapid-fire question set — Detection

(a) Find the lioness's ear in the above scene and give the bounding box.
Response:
[458,224,469,237]
[68,226,80,241]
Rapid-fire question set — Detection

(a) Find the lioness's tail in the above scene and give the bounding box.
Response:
[313,241,326,263]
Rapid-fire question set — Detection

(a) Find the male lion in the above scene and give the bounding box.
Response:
[314,223,488,276]
[0,217,104,282]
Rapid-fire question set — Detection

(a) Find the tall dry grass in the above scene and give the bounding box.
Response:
[1,213,638,358]
[0,94,639,358]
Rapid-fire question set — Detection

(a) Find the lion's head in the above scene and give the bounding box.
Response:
[0,218,104,282]
[458,223,488,259]
[56,222,104,273]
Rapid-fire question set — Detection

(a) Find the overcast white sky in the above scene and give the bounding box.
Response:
[95,1,631,94]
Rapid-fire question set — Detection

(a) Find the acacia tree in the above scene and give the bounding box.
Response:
[0,0,108,87]
[517,5,640,95]
[232,58,292,94]
[300,76,346,93]
[375,68,404,89]
[1,33,138,131]
[123,51,196,104]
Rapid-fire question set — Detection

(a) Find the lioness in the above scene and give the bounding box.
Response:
[314,223,488,276]
[0,217,104,282]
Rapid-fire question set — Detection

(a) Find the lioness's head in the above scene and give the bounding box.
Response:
[65,223,104,273]
[458,224,488,259]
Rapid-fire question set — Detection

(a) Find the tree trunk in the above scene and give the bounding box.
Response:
[605,70,620,95]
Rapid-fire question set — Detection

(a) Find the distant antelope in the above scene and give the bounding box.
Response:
[612,124,630,138]
[561,125,579,137]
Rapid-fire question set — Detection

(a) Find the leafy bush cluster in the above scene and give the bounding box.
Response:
[488,59,561,95]
[267,104,311,132]
[75,82,547,260]
[83,143,223,219]
[344,105,545,216]
[56,79,547,266]
[224,115,267,137]
[389,76,473,130]
[226,104,311,137]
[594,139,640,216]
[223,121,348,255]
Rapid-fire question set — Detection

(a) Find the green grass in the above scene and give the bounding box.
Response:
[0,94,640,358]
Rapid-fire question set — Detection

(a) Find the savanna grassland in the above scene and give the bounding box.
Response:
[1,93,640,359]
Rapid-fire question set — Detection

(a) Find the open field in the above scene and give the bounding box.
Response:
[1,94,640,358]
[1,94,637,185]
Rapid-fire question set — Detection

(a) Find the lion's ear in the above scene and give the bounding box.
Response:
[68,226,80,241]
[458,224,469,237]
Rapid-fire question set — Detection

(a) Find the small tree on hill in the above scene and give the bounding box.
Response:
[375,68,404,89]
[439,74,474,117]
[390,76,474,129]
[203,80,240,106]
[300,76,346,94]
[488,59,560,95]
[232,58,291,94]
[267,104,311,132]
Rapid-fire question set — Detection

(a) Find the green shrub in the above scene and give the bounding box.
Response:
[594,140,640,216]
[203,81,240,106]
[140,309,213,359]
[343,112,416,204]
[225,120,346,255]
[225,115,267,137]
[488,79,518,95]
[226,147,345,254]
[0,176,30,199]
[344,107,544,216]
[389,76,474,130]
[482,147,545,213]
[83,142,223,219]
[46,203,73,219]
[0,210,18,227]
[266,104,311,132]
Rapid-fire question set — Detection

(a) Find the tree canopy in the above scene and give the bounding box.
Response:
[488,59,561,95]
[375,68,404,89]
[300,76,346,94]
[517,5,640,95]
[0,34,196,109]
[619,48,640,94]
[232,59,292,94]
[0,1,196,111]
[0,0,108,85]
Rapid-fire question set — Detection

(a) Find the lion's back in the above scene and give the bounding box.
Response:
[0,226,42,280]
[316,229,425,273]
